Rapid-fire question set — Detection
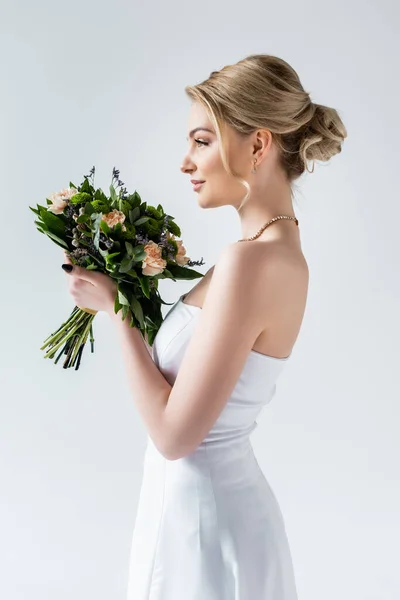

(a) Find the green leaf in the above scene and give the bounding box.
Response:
[114,291,122,314]
[160,268,173,278]
[84,202,95,216]
[166,264,205,279]
[129,207,140,224]
[108,263,120,275]
[100,220,111,235]
[134,216,149,226]
[94,187,108,202]
[132,250,147,261]
[76,214,91,224]
[133,244,145,255]
[80,178,91,194]
[38,207,66,236]
[167,219,181,237]
[130,191,142,208]
[125,268,139,278]
[119,256,133,273]
[109,184,117,203]
[43,231,69,248]
[130,296,144,329]
[105,251,121,261]
[125,241,134,256]
[118,289,130,306]
[137,274,150,299]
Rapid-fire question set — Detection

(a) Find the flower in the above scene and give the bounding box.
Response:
[167,232,190,266]
[101,209,127,231]
[47,187,78,215]
[175,239,190,266]
[142,241,167,276]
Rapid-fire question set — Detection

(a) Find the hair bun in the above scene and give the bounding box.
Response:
[301,103,348,173]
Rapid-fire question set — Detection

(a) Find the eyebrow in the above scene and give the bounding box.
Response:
[186,127,215,141]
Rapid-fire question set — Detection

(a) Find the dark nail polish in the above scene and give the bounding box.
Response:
[62,264,73,272]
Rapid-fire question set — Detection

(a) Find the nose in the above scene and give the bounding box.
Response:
[180,163,193,175]
[180,155,194,175]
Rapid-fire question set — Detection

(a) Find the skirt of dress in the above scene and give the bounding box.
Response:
[126,436,298,600]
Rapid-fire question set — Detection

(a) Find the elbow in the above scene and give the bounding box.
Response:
[160,441,186,461]
[162,448,182,461]
[160,434,194,461]
[160,410,201,460]
[151,437,180,461]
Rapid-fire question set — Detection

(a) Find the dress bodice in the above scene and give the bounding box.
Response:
[151,295,291,447]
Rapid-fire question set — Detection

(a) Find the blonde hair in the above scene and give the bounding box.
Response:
[185,54,347,209]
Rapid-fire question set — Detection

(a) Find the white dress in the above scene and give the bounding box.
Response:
[126,294,298,600]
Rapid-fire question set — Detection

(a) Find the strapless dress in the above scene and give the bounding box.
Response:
[126,294,298,599]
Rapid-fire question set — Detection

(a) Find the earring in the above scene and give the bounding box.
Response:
[251,160,257,174]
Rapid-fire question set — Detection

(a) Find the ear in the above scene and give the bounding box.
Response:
[253,128,273,162]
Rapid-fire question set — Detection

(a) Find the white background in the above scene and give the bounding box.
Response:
[1,0,399,598]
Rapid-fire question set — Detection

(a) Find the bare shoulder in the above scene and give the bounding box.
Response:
[215,240,309,353]
[217,239,308,286]
[190,239,308,340]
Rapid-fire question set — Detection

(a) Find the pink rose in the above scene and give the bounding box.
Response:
[166,232,189,266]
[142,241,167,276]
[47,187,78,215]
[101,209,127,231]
[175,239,190,266]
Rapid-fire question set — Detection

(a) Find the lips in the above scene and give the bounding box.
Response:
[192,181,205,191]
[190,180,205,184]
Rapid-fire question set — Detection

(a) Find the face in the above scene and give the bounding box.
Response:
[180,102,254,209]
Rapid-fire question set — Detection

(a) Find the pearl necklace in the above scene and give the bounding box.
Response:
[238,215,299,242]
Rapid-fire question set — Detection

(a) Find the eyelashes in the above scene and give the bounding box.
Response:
[194,139,209,147]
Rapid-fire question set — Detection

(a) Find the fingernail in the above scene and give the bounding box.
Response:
[62,264,73,272]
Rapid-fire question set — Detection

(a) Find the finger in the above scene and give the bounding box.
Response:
[63,249,73,264]
[64,263,99,285]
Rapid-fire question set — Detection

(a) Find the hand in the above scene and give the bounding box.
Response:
[62,251,118,316]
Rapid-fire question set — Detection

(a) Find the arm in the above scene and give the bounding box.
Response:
[108,303,173,456]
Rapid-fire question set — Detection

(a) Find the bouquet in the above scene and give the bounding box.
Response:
[30,166,204,370]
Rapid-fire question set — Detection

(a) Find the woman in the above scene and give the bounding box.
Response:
[62,54,347,599]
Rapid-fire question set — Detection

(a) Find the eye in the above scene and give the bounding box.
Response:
[194,138,208,147]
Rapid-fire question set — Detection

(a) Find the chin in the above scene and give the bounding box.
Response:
[198,195,229,210]
[197,196,217,210]
[196,193,209,208]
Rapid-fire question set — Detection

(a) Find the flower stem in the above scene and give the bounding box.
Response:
[40,309,88,349]
[43,313,91,359]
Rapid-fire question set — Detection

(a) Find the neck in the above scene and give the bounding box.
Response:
[237,175,299,243]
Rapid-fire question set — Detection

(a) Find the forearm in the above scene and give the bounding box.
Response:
[108,308,172,455]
